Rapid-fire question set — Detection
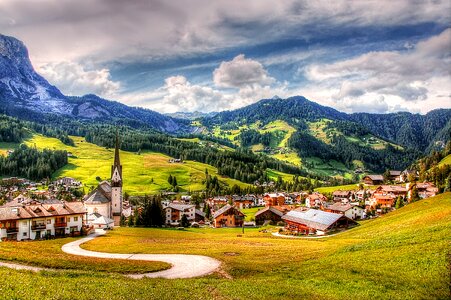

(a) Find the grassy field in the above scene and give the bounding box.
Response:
[438,154,451,167]
[241,207,261,221]
[0,134,250,195]
[314,184,379,194]
[0,237,170,274]
[1,193,448,299]
[0,141,19,156]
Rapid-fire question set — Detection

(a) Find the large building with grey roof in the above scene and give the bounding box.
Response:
[84,133,123,227]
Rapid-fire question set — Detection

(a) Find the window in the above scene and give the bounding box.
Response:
[74,217,78,222]
[47,219,51,224]
[22,221,27,226]
[23,232,27,237]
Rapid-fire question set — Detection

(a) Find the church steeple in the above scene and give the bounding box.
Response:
[111,130,122,187]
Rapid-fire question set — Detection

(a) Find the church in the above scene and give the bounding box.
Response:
[84,134,123,227]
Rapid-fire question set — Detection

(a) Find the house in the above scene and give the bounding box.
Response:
[374,185,407,198]
[371,195,396,209]
[55,177,80,187]
[400,169,419,182]
[305,193,327,208]
[0,200,85,241]
[412,182,438,199]
[388,170,402,182]
[332,190,352,203]
[363,175,384,185]
[194,209,205,222]
[164,203,195,225]
[232,195,255,209]
[213,204,245,228]
[254,206,286,225]
[323,203,365,220]
[206,196,228,208]
[263,193,285,207]
[169,158,183,163]
[282,209,357,235]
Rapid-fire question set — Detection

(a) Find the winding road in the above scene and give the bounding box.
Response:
[1,230,221,279]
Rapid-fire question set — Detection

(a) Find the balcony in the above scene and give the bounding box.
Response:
[54,222,67,228]
[31,224,46,230]
[6,227,19,233]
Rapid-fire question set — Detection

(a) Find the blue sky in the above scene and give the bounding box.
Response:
[1,0,450,114]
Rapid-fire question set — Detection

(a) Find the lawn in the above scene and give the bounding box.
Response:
[241,207,262,221]
[2,134,250,195]
[1,193,450,299]
[0,237,170,274]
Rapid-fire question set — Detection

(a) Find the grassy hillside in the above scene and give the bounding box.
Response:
[1,134,250,195]
[438,154,451,167]
[1,193,449,299]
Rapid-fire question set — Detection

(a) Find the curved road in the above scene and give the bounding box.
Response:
[1,230,221,279]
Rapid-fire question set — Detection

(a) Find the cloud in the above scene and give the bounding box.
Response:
[303,28,451,113]
[1,0,449,66]
[213,54,275,88]
[37,61,120,98]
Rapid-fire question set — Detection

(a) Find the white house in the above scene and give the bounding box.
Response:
[164,203,195,225]
[0,199,85,241]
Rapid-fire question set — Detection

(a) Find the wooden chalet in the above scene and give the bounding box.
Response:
[332,190,352,203]
[363,175,384,185]
[374,185,407,197]
[388,170,402,182]
[213,204,245,228]
[232,195,256,209]
[263,193,285,207]
[323,202,365,220]
[254,206,286,225]
[282,209,357,235]
[305,193,327,208]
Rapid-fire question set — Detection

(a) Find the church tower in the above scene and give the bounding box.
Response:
[111,131,123,226]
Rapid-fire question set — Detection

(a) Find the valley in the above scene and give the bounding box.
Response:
[0,193,449,299]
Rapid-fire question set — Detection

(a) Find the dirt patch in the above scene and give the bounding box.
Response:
[223,252,240,256]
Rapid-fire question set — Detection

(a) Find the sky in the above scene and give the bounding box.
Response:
[1,0,450,114]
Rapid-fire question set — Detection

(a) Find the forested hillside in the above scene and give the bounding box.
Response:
[201,96,450,173]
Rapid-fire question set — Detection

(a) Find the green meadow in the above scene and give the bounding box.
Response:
[1,193,449,299]
[11,134,250,195]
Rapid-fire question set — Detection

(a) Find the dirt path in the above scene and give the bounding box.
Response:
[1,230,221,279]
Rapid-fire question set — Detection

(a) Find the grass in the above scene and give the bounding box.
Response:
[0,134,250,195]
[266,169,295,182]
[438,154,451,167]
[1,193,450,299]
[0,141,19,156]
[0,237,170,274]
[241,207,261,221]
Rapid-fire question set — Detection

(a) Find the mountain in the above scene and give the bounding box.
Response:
[0,34,186,133]
[203,96,451,153]
[165,111,218,120]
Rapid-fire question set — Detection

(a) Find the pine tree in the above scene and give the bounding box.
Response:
[180,214,190,227]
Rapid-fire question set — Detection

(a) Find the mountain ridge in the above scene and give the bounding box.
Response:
[0,34,187,133]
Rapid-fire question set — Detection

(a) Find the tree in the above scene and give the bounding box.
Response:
[119,214,126,226]
[410,186,420,202]
[127,214,134,227]
[204,204,211,219]
[180,214,190,227]
[168,174,173,186]
[395,196,404,209]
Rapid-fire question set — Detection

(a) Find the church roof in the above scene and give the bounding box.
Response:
[84,188,111,204]
[92,215,114,225]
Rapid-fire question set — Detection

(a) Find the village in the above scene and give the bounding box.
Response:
[0,135,440,241]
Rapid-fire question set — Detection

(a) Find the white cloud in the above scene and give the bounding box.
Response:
[213,54,274,88]
[37,61,120,98]
[1,0,449,66]
[303,29,451,113]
